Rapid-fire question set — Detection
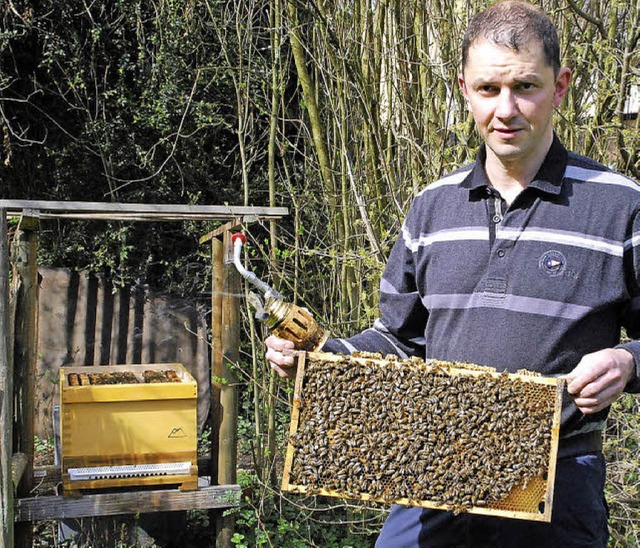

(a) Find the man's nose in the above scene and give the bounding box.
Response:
[495,88,518,119]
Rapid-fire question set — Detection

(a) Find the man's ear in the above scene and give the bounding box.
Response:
[458,73,468,100]
[553,67,572,108]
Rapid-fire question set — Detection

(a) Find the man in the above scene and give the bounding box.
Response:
[267,1,640,545]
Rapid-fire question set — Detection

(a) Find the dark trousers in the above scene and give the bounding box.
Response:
[375,453,609,548]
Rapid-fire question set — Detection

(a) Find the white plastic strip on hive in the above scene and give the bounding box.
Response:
[68,461,192,481]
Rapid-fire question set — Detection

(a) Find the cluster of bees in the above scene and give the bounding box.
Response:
[143,369,181,383]
[67,369,181,386]
[287,353,558,513]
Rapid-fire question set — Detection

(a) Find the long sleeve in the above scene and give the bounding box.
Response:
[324,205,428,359]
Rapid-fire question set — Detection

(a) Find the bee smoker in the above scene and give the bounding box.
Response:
[231,233,329,351]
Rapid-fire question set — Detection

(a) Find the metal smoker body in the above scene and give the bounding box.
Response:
[232,233,329,351]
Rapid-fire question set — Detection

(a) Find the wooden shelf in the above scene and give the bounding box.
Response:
[15,483,240,522]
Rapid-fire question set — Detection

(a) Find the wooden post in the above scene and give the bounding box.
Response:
[10,216,38,548]
[220,230,240,489]
[0,210,14,548]
[210,229,240,547]
[204,220,244,546]
[209,235,223,543]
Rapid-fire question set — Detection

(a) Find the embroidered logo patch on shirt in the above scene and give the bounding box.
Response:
[539,250,567,277]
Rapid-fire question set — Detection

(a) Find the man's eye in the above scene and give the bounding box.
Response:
[518,82,535,91]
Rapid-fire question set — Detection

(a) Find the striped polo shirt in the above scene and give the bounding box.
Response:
[325,136,640,445]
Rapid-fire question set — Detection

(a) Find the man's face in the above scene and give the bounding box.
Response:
[459,39,571,171]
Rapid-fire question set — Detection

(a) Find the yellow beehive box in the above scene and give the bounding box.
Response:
[60,363,198,495]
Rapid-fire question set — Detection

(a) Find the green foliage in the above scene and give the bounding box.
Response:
[227,470,382,547]
[605,395,640,546]
[1,0,242,292]
[34,435,54,456]
[198,425,212,458]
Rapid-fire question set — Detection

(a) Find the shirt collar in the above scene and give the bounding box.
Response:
[461,134,569,197]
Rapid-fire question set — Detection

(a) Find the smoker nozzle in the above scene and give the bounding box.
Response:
[231,233,283,300]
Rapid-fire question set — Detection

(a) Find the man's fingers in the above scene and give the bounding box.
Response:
[569,373,607,399]
[566,357,606,395]
[265,346,295,367]
[265,335,296,377]
[266,354,296,377]
[265,334,295,351]
[573,384,618,414]
[566,348,635,414]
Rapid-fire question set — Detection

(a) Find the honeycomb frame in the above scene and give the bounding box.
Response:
[281,351,564,522]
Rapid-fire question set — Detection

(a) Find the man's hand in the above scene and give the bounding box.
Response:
[566,348,635,414]
[265,335,296,378]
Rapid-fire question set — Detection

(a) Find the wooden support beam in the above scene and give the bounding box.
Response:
[14,484,241,522]
[199,218,245,243]
[0,200,287,222]
[10,216,39,489]
[211,238,224,481]
[0,209,14,548]
[10,216,39,548]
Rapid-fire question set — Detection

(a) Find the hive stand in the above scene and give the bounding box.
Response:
[0,201,287,548]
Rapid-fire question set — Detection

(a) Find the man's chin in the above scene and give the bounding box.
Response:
[487,142,527,161]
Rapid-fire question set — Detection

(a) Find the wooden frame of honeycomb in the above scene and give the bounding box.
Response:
[281,351,565,522]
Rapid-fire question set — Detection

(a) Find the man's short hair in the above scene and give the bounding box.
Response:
[461,0,561,76]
